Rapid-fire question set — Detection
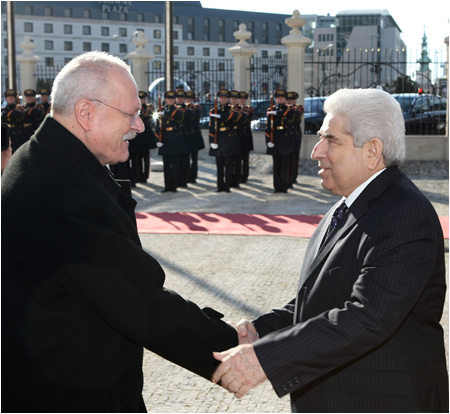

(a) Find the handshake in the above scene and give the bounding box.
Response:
[211,319,268,399]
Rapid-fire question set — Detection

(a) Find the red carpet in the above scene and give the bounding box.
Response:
[136,212,449,239]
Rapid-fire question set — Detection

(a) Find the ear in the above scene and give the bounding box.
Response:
[365,138,385,170]
[74,99,94,132]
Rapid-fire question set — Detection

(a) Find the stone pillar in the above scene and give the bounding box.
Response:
[16,36,40,92]
[281,10,311,105]
[228,24,257,94]
[126,31,154,92]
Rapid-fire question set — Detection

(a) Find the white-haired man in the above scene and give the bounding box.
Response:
[2,52,239,412]
[212,88,448,413]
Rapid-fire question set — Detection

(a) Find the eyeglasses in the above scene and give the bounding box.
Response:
[90,99,141,126]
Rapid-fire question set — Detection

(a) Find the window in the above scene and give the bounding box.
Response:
[203,48,210,56]
[153,61,162,70]
[83,9,91,18]
[45,57,54,67]
[173,31,178,40]
[154,45,161,54]
[24,22,33,33]
[218,62,225,71]
[83,26,91,36]
[119,44,127,53]
[275,51,282,59]
[262,50,268,58]
[154,30,161,39]
[102,11,109,19]
[187,61,195,70]
[64,41,73,51]
[83,42,91,52]
[101,43,110,52]
[173,46,179,55]
[24,5,33,14]
[137,13,144,22]
[262,22,269,43]
[44,24,53,34]
[234,20,240,30]
[119,28,127,37]
[44,40,53,50]
[203,62,210,71]
[174,61,179,70]
[154,14,162,23]
[187,47,194,56]
[119,12,127,21]
[45,7,53,16]
[101,27,110,37]
[64,8,72,17]
[64,58,72,65]
[64,25,72,35]
[218,48,225,57]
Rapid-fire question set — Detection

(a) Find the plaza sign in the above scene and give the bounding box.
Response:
[98,1,132,14]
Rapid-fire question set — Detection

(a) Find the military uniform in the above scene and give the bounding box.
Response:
[1,89,24,153]
[209,89,241,192]
[155,90,188,192]
[20,89,44,151]
[129,91,157,186]
[239,91,254,184]
[185,90,205,183]
[38,89,52,120]
[175,89,192,188]
[265,89,296,193]
[286,91,304,187]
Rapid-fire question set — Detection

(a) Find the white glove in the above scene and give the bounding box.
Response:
[210,143,219,149]
[157,142,164,147]
[210,114,221,119]
[267,142,275,148]
[267,111,277,116]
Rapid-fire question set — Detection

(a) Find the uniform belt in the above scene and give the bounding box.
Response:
[277,126,285,130]
[219,127,228,132]
[166,126,176,131]
[6,124,12,128]
[23,123,32,128]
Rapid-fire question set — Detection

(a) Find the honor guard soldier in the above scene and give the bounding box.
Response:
[286,91,304,187]
[20,89,44,150]
[175,89,192,188]
[239,91,254,184]
[265,89,296,193]
[185,90,205,183]
[229,90,246,187]
[38,89,52,119]
[155,90,188,192]
[127,91,157,186]
[209,89,241,192]
[1,89,25,153]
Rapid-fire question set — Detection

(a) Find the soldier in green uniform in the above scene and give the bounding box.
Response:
[1,89,24,153]
[209,89,241,192]
[185,90,205,183]
[286,91,304,187]
[239,91,254,184]
[20,89,44,150]
[155,90,188,192]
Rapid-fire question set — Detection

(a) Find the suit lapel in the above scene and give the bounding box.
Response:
[297,166,402,290]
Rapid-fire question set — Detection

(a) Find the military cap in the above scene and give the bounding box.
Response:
[239,91,249,99]
[164,90,176,99]
[185,90,195,98]
[4,89,17,97]
[139,91,148,98]
[218,89,230,97]
[230,90,240,98]
[24,89,37,97]
[274,89,286,98]
[175,89,186,98]
[39,88,50,95]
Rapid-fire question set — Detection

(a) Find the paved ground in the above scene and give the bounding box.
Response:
[134,149,448,413]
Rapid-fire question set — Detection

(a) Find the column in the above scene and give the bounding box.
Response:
[228,24,257,94]
[126,31,154,92]
[281,10,311,105]
[16,36,40,92]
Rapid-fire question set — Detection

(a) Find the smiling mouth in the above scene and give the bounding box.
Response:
[122,132,136,142]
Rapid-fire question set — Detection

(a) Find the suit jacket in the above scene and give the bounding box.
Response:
[253,167,448,412]
[1,116,238,413]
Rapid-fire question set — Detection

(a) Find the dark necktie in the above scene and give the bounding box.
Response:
[323,201,348,244]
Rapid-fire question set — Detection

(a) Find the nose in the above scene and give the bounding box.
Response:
[132,116,145,134]
[311,138,326,160]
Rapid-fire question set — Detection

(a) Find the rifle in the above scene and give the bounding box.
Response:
[211,95,218,149]
[268,93,275,148]
[156,95,163,147]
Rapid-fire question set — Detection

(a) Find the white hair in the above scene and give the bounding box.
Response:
[51,51,132,117]
[324,88,406,166]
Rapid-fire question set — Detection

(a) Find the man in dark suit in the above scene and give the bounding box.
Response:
[1,51,239,413]
[212,88,448,412]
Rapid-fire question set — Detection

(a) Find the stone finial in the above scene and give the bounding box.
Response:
[285,10,307,34]
[132,30,149,51]
[233,24,252,46]
[18,36,40,60]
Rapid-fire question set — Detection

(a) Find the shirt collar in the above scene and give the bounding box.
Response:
[343,168,387,208]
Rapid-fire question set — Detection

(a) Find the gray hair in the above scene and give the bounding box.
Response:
[51,51,132,117]
[323,88,406,166]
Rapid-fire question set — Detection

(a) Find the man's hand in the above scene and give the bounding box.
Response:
[236,319,259,345]
[212,344,267,399]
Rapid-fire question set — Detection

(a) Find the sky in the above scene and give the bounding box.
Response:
[200,0,449,56]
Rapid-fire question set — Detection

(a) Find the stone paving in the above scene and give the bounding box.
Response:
[134,149,448,413]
